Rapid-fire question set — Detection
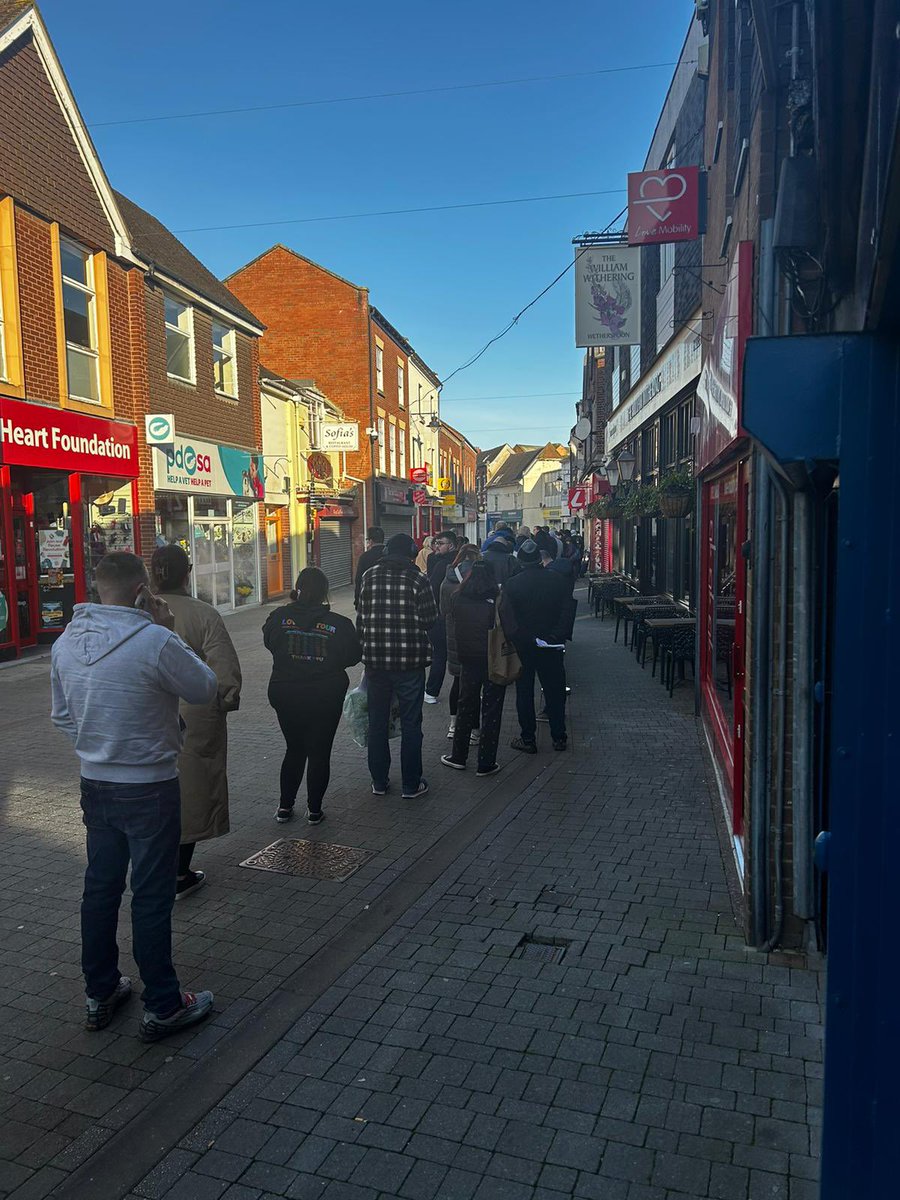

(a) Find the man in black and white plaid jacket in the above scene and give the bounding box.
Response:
[356,533,439,799]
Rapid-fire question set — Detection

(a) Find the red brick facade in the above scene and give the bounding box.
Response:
[227,247,420,565]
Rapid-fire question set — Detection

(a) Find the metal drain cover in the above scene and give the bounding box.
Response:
[240,839,375,882]
[517,935,571,964]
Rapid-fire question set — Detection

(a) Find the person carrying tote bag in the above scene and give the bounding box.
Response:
[440,562,511,777]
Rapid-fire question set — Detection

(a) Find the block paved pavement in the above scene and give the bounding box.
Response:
[0,585,824,1200]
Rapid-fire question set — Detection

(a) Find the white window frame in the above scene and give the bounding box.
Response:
[60,238,100,404]
[375,342,384,392]
[399,424,407,479]
[212,321,238,398]
[308,397,325,449]
[389,421,398,477]
[377,415,386,472]
[164,293,196,384]
[397,361,405,408]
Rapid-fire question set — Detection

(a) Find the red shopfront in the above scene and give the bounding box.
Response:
[0,396,139,658]
[695,243,753,848]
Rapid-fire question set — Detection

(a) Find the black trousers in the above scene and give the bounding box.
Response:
[451,663,506,770]
[515,645,567,742]
[269,678,348,814]
[426,619,448,697]
[449,675,480,728]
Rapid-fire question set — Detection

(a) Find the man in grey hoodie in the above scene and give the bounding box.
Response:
[51,552,218,1041]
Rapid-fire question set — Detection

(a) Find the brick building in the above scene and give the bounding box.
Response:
[0,2,146,656]
[226,246,440,565]
[436,420,478,540]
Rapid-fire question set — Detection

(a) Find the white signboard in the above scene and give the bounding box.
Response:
[145,413,175,447]
[152,434,264,499]
[320,423,359,452]
[605,320,703,453]
[575,244,642,347]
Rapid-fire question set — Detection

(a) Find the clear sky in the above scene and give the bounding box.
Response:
[41,0,693,449]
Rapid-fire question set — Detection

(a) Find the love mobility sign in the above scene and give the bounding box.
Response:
[627,167,700,246]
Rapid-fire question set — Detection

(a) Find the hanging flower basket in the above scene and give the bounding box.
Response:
[657,466,694,519]
[586,496,623,520]
[622,483,661,520]
[659,492,692,518]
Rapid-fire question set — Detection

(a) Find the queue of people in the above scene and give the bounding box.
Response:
[49,522,578,1041]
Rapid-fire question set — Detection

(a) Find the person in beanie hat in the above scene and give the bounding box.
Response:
[500,540,569,752]
[356,532,438,799]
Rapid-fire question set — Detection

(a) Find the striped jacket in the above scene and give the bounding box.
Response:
[356,556,439,671]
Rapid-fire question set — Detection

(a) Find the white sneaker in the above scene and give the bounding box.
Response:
[470,729,481,744]
[447,720,456,738]
[424,693,439,705]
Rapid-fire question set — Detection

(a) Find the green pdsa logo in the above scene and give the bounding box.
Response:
[148,416,173,442]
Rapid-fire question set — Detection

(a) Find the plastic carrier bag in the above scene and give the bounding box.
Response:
[342,670,401,748]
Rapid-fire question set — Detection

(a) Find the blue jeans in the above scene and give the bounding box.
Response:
[366,668,426,793]
[80,777,182,1016]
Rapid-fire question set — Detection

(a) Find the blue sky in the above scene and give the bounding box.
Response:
[43,0,693,448]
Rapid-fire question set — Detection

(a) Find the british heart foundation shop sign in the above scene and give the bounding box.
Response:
[0,395,139,477]
[628,167,699,246]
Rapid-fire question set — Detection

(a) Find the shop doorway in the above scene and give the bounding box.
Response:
[700,462,748,838]
[193,519,233,610]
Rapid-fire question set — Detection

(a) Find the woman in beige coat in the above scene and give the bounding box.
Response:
[150,544,242,899]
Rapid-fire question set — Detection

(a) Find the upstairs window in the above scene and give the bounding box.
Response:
[0,271,6,382]
[375,342,384,392]
[212,321,237,397]
[377,415,386,471]
[61,240,99,403]
[165,295,195,382]
[399,424,407,478]
[389,422,398,476]
[398,361,405,407]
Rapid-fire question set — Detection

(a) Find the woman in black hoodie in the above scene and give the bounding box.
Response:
[263,567,362,824]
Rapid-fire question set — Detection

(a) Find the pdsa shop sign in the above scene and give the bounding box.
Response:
[575,244,641,347]
[145,413,175,448]
[152,434,265,499]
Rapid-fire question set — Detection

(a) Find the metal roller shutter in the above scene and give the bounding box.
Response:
[379,514,414,542]
[318,519,352,587]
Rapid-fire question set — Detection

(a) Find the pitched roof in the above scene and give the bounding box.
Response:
[114,192,263,330]
[486,448,542,490]
[225,243,364,293]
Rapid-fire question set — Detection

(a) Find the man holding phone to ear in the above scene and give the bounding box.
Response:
[51,552,218,1041]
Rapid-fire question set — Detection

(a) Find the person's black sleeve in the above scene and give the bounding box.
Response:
[337,616,363,669]
[262,610,280,653]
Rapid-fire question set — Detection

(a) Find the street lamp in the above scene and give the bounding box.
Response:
[606,458,621,488]
[617,448,637,483]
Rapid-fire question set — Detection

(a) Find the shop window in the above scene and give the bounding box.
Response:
[60,240,100,404]
[212,321,237,397]
[232,500,259,608]
[375,341,384,392]
[377,415,386,472]
[398,361,405,408]
[82,478,135,597]
[165,295,195,383]
[155,493,191,552]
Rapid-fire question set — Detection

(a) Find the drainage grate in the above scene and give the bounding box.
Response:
[537,888,576,908]
[517,935,571,964]
[239,839,375,882]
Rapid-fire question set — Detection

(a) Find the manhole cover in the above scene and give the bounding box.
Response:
[537,888,576,908]
[239,839,375,882]
[517,935,571,964]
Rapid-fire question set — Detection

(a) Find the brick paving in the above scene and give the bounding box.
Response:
[0,587,824,1199]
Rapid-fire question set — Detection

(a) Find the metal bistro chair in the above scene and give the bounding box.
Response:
[614,595,665,647]
[596,577,628,620]
[632,605,683,663]
[664,623,697,696]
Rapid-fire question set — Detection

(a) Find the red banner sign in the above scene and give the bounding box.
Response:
[627,166,699,246]
[409,466,429,485]
[0,395,139,477]
[568,485,589,512]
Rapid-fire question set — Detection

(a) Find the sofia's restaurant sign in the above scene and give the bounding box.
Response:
[152,432,265,499]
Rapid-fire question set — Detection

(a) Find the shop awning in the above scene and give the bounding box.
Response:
[742,333,851,464]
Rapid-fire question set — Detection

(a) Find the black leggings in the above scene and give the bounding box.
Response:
[449,675,480,728]
[269,679,347,814]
